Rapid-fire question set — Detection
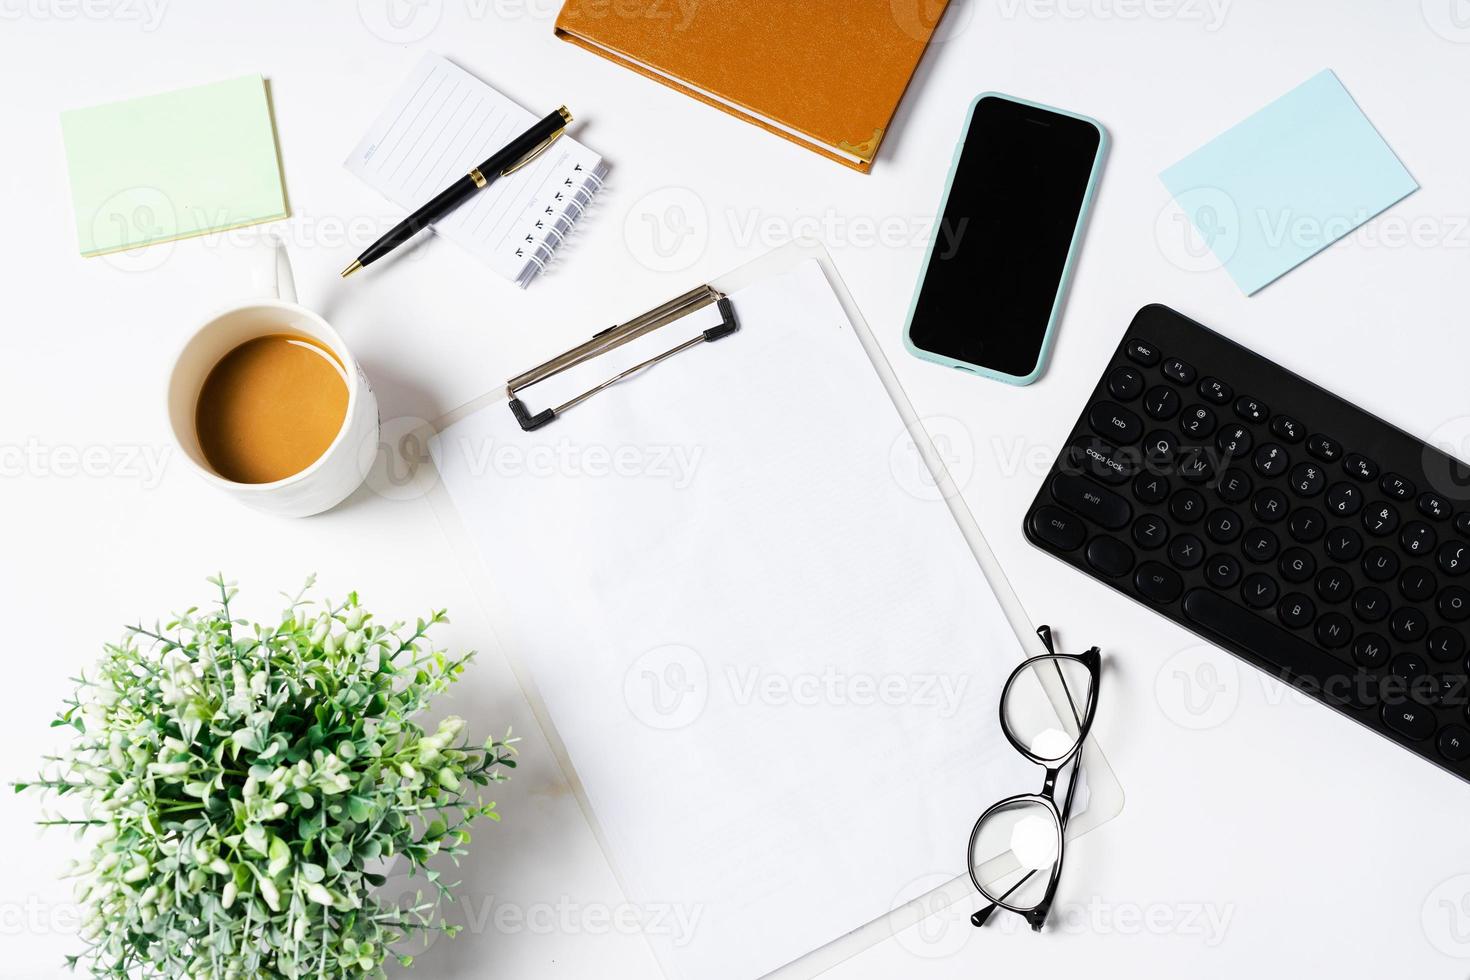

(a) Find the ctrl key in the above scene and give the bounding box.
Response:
[1029,505,1086,551]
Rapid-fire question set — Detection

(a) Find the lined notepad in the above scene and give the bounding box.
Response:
[346,54,606,287]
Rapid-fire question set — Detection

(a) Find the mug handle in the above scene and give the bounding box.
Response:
[251,233,299,304]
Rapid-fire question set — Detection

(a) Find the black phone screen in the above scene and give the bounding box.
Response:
[907,96,1101,379]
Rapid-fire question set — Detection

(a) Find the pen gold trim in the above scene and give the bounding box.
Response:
[502,117,571,177]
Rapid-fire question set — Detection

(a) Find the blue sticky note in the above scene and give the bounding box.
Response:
[1160,70,1417,294]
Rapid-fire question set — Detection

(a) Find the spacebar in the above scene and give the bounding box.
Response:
[1181,589,1355,706]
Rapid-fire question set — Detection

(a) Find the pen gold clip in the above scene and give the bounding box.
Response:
[502,106,573,177]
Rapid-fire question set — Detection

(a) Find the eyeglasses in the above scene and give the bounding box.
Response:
[967,625,1101,932]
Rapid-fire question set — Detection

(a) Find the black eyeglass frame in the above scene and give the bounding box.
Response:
[966,625,1101,932]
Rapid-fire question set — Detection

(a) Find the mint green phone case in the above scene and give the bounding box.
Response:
[902,93,1108,386]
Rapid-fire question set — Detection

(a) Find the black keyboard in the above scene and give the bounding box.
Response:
[1025,305,1470,781]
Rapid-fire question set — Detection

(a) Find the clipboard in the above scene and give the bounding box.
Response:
[425,241,1124,979]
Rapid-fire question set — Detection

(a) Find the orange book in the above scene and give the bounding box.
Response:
[554,0,951,172]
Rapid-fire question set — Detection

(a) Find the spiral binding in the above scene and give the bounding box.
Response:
[524,166,606,280]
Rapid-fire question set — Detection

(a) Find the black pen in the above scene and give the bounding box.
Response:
[341,106,572,278]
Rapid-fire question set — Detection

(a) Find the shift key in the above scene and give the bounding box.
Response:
[1050,474,1132,529]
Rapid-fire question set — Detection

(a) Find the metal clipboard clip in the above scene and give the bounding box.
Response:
[506,284,739,432]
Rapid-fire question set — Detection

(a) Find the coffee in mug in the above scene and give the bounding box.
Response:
[194,333,350,484]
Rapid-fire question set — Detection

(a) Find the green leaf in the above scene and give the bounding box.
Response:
[267,836,291,877]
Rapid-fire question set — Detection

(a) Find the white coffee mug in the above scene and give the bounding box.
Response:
[166,239,380,518]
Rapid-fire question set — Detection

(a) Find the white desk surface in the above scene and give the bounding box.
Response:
[5,2,1470,977]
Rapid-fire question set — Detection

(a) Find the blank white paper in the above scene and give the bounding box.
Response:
[431,260,1078,980]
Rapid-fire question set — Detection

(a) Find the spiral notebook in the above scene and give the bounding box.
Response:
[345,53,606,287]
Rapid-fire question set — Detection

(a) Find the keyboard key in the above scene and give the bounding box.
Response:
[1270,416,1304,443]
[1088,402,1142,444]
[1288,507,1325,542]
[1126,338,1161,366]
[1143,430,1180,466]
[1216,424,1253,459]
[1068,438,1135,486]
[1433,673,1466,711]
[1326,482,1362,517]
[1086,536,1135,578]
[1440,586,1470,623]
[1352,587,1390,623]
[1289,462,1325,497]
[1143,386,1181,421]
[1278,593,1315,629]
[1362,502,1400,536]
[1354,633,1390,669]
[1279,548,1316,583]
[1253,444,1290,477]
[1132,515,1168,550]
[1440,540,1470,576]
[1169,533,1205,570]
[1170,489,1206,524]
[1362,547,1400,582]
[1316,613,1353,649]
[1133,473,1170,505]
[1107,366,1144,401]
[1029,506,1087,551]
[1429,626,1467,663]
[1392,607,1428,642]
[1400,566,1438,602]
[1343,454,1378,482]
[1206,509,1243,544]
[1134,562,1183,603]
[1458,513,1470,536]
[1177,447,1215,483]
[1317,568,1353,603]
[1243,527,1279,563]
[1181,589,1358,705]
[1326,527,1363,562]
[1235,397,1269,424]
[1207,555,1242,589]
[1391,652,1429,680]
[1198,377,1232,404]
[1382,704,1436,741]
[1242,573,1279,609]
[1400,522,1437,556]
[1254,488,1289,523]
[1050,475,1132,530]
[1179,405,1217,439]
[1380,473,1415,501]
[1420,492,1452,521]
[1162,357,1196,385]
[1306,434,1343,463]
[1439,725,1470,763]
[1217,469,1252,504]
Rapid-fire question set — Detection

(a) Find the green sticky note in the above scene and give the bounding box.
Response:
[61,75,288,256]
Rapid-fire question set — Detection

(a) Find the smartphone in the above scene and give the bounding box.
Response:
[903,94,1106,385]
